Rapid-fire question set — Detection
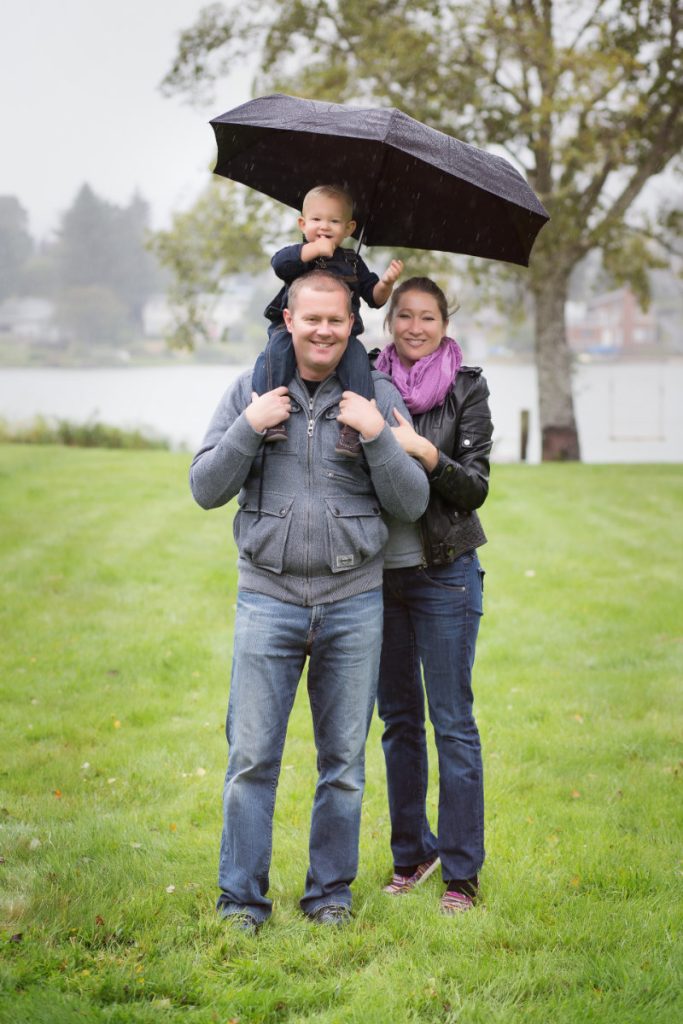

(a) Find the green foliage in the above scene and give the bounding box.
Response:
[0,448,681,1022]
[0,416,169,449]
[148,178,274,349]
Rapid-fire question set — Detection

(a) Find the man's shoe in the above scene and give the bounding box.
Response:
[440,889,475,915]
[264,423,288,443]
[225,911,260,934]
[310,904,351,927]
[335,425,362,457]
[383,856,441,895]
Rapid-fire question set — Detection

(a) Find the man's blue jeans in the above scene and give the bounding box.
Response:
[217,587,383,923]
[376,551,485,882]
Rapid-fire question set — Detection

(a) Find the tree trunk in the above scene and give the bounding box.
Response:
[533,274,581,461]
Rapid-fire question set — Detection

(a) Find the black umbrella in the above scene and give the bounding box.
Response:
[210,94,549,267]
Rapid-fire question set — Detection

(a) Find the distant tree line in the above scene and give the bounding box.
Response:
[0,186,161,348]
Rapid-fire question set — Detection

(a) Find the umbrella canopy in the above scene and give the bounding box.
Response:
[210,94,549,267]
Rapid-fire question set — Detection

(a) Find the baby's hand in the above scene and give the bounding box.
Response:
[382,259,404,286]
[312,237,336,259]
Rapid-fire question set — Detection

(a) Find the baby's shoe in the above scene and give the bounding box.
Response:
[335,425,362,457]
[264,423,288,443]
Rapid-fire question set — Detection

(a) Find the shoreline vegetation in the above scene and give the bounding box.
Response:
[1,448,681,1022]
[0,417,170,450]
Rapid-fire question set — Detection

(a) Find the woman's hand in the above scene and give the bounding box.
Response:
[245,387,291,433]
[338,391,385,440]
[391,408,439,472]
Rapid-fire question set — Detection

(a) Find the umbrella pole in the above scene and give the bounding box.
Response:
[355,225,365,254]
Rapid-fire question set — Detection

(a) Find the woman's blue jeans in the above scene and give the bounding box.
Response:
[376,550,485,882]
[217,587,382,923]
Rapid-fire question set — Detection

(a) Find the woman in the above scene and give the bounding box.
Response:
[373,276,493,914]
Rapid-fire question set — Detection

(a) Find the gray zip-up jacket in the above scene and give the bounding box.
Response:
[190,369,429,606]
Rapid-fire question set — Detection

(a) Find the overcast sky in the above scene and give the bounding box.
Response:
[2,0,252,240]
[4,1,681,246]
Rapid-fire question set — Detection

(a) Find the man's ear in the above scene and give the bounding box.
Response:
[283,307,293,332]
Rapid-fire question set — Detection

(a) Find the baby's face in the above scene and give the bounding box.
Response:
[298,196,356,249]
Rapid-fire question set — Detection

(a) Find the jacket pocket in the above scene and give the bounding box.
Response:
[233,491,295,574]
[324,495,388,573]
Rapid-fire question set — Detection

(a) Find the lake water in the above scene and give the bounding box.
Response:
[0,360,681,463]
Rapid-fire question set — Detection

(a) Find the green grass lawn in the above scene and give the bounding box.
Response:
[1,445,681,1024]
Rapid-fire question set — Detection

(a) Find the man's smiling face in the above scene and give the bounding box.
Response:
[283,285,354,381]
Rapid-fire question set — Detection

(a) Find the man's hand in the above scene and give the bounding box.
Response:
[381,259,404,287]
[245,387,291,433]
[337,392,385,441]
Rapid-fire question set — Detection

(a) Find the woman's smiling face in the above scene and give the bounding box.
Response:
[390,289,448,367]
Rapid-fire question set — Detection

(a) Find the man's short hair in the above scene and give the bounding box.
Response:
[287,271,353,315]
[302,184,354,221]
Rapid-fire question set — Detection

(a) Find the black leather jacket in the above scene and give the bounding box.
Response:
[370,354,493,566]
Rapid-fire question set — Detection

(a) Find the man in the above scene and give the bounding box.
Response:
[190,270,429,931]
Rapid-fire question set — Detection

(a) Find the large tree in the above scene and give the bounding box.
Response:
[0,196,33,301]
[57,185,160,333]
[163,0,682,459]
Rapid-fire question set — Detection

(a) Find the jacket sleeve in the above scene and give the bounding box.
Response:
[361,377,430,522]
[189,373,265,509]
[355,254,381,308]
[427,375,493,511]
[271,243,313,282]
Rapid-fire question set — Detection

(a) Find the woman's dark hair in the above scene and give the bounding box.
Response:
[384,277,452,331]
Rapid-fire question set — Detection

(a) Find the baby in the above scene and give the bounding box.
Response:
[252,184,403,456]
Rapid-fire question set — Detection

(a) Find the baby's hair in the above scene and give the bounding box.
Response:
[287,270,353,315]
[384,277,458,330]
[302,184,355,220]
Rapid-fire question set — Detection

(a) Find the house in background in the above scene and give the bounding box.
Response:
[0,297,61,344]
[567,288,658,354]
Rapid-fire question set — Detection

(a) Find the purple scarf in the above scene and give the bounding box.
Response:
[375,336,463,414]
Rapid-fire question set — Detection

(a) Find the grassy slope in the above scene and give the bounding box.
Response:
[0,446,681,1023]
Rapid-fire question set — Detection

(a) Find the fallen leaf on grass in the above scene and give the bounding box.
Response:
[195,767,206,777]
[572,714,584,724]
[112,720,121,729]
[28,838,41,851]
[9,933,23,943]
[107,778,117,785]
[130,842,143,850]
[571,790,581,799]
[53,789,62,799]
[169,823,177,832]
[95,916,104,927]
[165,885,175,894]
[570,876,580,887]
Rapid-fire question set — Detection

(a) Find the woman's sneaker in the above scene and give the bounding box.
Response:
[383,856,440,895]
[440,889,475,914]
